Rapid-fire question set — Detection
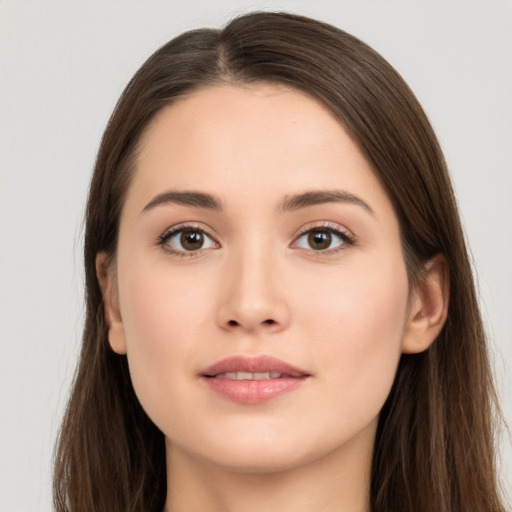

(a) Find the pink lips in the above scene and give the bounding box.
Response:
[200,355,310,404]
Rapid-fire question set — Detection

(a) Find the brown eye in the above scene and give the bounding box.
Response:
[162,227,217,254]
[294,226,353,252]
[180,230,204,250]
[307,230,332,250]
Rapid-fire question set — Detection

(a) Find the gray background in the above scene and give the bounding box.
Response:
[1,1,511,510]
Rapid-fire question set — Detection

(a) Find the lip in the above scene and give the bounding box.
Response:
[200,355,310,404]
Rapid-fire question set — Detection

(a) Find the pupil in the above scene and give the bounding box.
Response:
[181,230,204,250]
[308,231,331,250]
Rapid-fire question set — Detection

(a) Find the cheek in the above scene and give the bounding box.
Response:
[296,255,409,419]
[117,260,215,417]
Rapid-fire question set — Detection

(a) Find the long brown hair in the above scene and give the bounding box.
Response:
[53,11,506,512]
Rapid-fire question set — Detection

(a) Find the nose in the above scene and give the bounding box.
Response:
[216,244,291,334]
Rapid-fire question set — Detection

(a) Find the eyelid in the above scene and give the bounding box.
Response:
[156,221,356,257]
[291,222,356,253]
[157,222,220,257]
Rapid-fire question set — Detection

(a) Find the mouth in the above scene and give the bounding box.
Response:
[200,355,310,404]
[212,371,298,380]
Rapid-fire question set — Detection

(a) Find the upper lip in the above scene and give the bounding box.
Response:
[201,355,310,378]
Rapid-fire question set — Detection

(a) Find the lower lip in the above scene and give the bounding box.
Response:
[202,376,308,404]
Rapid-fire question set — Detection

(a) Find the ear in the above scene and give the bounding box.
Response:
[402,254,449,354]
[95,252,127,355]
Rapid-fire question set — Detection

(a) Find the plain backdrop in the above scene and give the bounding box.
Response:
[1,1,511,510]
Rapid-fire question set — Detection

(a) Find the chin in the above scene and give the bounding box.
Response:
[203,445,312,474]
[163,404,380,476]
[180,425,345,475]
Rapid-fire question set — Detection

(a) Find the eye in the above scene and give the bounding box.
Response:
[294,225,355,252]
[159,225,218,255]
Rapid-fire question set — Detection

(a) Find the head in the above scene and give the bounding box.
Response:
[54,11,503,512]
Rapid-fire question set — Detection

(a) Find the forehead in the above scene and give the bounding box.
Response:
[125,83,390,218]
[138,82,349,167]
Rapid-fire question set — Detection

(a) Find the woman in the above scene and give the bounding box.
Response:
[53,11,506,512]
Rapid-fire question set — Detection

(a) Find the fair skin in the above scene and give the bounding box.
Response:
[97,83,448,512]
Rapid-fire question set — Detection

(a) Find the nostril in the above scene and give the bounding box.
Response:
[225,318,277,328]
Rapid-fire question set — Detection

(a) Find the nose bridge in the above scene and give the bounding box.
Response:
[217,230,289,332]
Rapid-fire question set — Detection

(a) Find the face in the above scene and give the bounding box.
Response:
[105,83,415,473]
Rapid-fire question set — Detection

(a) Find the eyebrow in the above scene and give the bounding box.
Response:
[141,189,373,215]
[280,190,374,214]
[142,191,223,213]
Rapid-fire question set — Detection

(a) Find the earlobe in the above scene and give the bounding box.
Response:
[95,252,127,355]
[402,254,450,354]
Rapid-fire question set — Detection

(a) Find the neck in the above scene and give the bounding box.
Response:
[163,424,374,512]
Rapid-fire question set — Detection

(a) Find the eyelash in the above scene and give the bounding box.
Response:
[157,223,218,258]
[294,222,356,255]
[157,222,356,258]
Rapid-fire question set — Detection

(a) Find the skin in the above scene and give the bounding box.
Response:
[97,83,448,512]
